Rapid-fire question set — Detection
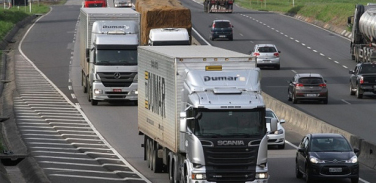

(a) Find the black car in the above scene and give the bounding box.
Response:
[296,133,359,183]
[349,62,376,98]
[209,20,233,41]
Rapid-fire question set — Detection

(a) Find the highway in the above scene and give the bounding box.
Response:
[11,0,376,182]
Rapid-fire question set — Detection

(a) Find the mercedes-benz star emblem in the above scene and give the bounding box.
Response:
[114,72,121,79]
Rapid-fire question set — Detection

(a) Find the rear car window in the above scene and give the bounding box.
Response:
[214,22,231,28]
[360,64,376,73]
[298,77,323,84]
[258,47,276,53]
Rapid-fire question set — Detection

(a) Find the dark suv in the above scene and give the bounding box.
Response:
[209,20,233,41]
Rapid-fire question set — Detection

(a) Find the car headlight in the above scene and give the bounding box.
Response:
[255,172,268,179]
[191,173,206,180]
[345,155,358,163]
[310,156,325,164]
[274,129,284,134]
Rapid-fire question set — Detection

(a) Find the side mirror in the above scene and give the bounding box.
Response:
[179,112,187,133]
[270,118,278,132]
[279,119,285,124]
[353,147,360,156]
[348,16,353,27]
[278,51,281,53]
[349,70,354,74]
[297,148,304,153]
[287,80,292,84]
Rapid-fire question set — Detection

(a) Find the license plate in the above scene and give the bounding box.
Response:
[329,168,342,172]
[113,89,122,92]
[219,35,226,37]
[306,94,317,97]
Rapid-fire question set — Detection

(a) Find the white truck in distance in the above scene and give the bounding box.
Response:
[349,3,376,62]
[138,46,277,183]
[79,8,140,105]
[148,28,190,46]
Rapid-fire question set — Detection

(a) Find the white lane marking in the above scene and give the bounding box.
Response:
[39,161,127,167]
[192,27,211,46]
[334,61,339,64]
[313,50,317,52]
[320,53,325,56]
[343,65,348,69]
[71,93,76,99]
[341,99,351,104]
[49,174,142,181]
[239,33,244,37]
[35,155,120,162]
[44,168,134,174]
[328,57,332,60]
[301,43,305,46]
[30,147,110,151]
[33,150,115,156]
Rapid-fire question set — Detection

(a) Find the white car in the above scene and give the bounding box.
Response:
[251,44,281,70]
[266,108,285,149]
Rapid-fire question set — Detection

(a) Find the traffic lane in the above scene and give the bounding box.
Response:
[20,5,80,103]
[183,0,376,146]
[233,5,353,66]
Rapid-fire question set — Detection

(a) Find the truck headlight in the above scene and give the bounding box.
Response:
[94,89,102,94]
[255,172,268,179]
[192,173,206,180]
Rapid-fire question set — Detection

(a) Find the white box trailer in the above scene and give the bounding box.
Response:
[138,45,275,182]
[79,8,140,105]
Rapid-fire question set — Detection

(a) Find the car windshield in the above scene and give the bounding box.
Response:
[298,77,323,84]
[214,22,231,28]
[258,46,276,53]
[95,49,137,65]
[265,111,276,118]
[310,137,352,152]
[192,109,265,138]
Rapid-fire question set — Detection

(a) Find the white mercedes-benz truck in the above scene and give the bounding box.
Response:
[138,46,277,183]
[79,8,140,105]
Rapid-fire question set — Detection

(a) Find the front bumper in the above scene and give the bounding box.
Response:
[308,163,359,180]
[92,82,138,101]
[267,134,285,146]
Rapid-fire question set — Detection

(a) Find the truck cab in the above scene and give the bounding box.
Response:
[148,28,190,46]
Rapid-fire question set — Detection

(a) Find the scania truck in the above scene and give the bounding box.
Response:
[138,46,277,183]
[79,8,140,105]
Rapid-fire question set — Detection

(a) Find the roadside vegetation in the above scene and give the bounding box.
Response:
[236,0,375,29]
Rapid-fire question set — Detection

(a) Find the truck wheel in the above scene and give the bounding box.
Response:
[152,148,163,173]
[356,86,363,99]
[169,159,175,183]
[82,72,87,93]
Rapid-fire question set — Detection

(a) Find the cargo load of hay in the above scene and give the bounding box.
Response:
[135,0,192,45]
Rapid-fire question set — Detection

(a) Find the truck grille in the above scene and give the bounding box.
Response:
[202,140,258,182]
[97,72,136,87]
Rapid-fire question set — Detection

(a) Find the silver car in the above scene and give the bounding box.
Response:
[251,44,281,70]
[266,108,286,149]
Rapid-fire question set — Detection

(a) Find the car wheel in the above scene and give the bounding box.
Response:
[305,167,311,183]
[295,161,303,178]
[356,85,363,99]
[351,177,359,183]
[292,94,297,104]
[350,83,355,95]
[288,90,292,101]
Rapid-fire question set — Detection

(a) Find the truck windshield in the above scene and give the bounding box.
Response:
[191,109,265,138]
[95,49,137,65]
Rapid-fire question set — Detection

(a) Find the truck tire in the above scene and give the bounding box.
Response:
[82,72,87,93]
[356,86,363,99]
[152,148,163,173]
[168,159,175,183]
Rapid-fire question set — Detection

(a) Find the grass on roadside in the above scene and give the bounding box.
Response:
[235,0,374,29]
